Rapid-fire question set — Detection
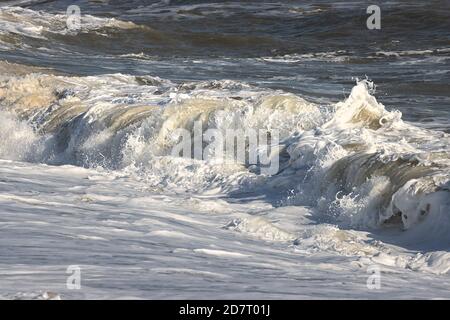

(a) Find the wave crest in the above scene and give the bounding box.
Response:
[0,67,448,235]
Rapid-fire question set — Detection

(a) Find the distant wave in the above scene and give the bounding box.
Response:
[1,5,449,61]
[0,6,162,51]
[0,6,141,36]
[258,48,450,64]
[0,6,281,56]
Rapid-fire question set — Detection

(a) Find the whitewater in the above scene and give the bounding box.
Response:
[0,59,449,299]
[0,2,449,299]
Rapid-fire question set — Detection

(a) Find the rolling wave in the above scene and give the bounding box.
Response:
[0,61,448,240]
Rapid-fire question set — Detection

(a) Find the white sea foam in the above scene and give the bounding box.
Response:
[0,68,448,234]
[0,6,141,44]
[0,64,449,299]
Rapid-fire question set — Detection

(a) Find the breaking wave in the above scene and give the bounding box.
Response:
[0,62,449,242]
[0,6,141,38]
[0,6,165,54]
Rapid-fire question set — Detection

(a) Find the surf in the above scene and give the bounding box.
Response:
[0,62,448,239]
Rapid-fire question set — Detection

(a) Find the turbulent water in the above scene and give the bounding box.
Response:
[0,1,449,299]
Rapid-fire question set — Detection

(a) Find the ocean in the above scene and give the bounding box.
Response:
[0,0,449,299]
